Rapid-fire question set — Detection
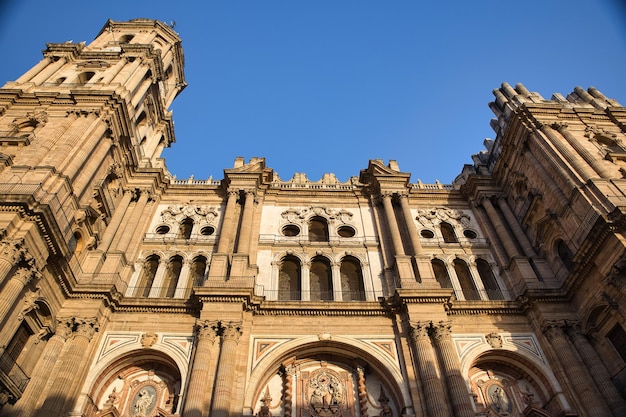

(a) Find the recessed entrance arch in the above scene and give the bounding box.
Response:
[245,336,409,417]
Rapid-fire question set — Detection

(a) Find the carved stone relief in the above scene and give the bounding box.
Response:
[416,207,471,227]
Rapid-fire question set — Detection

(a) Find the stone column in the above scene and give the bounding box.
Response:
[173,259,193,298]
[41,112,99,168]
[331,261,343,301]
[35,318,98,417]
[355,365,369,417]
[522,148,569,207]
[8,319,73,417]
[301,261,311,301]
[26,113,78,166]
[30,57,66,84]
[115,189,150,253]
[566,322,626,417]
[432,322,474,417]
[554,123,613,178]
[282,365,295,417]
[480,197,520,259]
[236,190,256,255]
[216,191,240,254]
[398,194,436,282]
[98,189,134,253]
[211,321,243,417]
[73,137,113,201]
[148,258,169,298]
[100,58,126,83]
[0,239,28,285]
[0,266,40,324]
[409,322,451,417]
[381,193,405,256]
[540,123,596,182]
[60,116,109,179]
[542,320,612,417]
[493,197,535,258]
[111,57,141,85]
[16,57,51,83]
[182,320,219,417]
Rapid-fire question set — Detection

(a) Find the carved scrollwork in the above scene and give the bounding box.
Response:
[281,207,354,224]
[160,203,219,225]
[416,208,471,228]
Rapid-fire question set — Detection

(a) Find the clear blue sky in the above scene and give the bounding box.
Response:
[1,1,625,183]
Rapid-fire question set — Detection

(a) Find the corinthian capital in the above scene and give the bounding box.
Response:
[409,321,431,340]
[74,317,99,341]
[541,320,566,341]
[221,321,243,343]
[196,319,219,342]
[432,321,453,341]
[0,238,27,264]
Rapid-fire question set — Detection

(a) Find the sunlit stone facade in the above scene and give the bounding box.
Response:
[0,18,625,417]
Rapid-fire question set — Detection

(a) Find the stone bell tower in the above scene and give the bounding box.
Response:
[0,18,186,277]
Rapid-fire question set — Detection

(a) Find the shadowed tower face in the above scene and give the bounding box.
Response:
[0,18,626,417]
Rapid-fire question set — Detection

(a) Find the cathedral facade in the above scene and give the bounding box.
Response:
[0,18,625,417]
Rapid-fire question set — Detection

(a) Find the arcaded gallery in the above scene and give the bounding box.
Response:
[0,18,625,417]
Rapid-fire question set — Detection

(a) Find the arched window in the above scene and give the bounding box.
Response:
[432,259,453,289]
[556,239,574,271]
[340,256,365,301]
[137,255,159,297]
[77,71,95,84]
[163,255,183,297]
[440,222,458,243]
[178,218,194,239]
[119,34,134,43]
[279,256,301,301]
[309,216,329,242]
[454,259,479,300]
[310,256,332,301]
[476,258,503,300]
[191,256,207,287]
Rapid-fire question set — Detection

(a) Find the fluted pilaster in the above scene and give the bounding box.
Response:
[542,320,611,417]
[182,320,219,417]
[432,322,474,417]
[410,322,451,417]
[211,321,243,417]
[35,317,98,417]
[566,322,626,417]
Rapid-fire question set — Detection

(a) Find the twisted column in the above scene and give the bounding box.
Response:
[282,365,295,417]
[35,317,99,417]
[182,320,219,417]
[432,322,474,417]
[356,365,369,417]
[7,319,72,417]
[542,320,611,417]
[409,322,451,417]
[211,321,243,417]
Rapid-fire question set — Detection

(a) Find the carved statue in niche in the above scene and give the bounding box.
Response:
[306,369,345,417]
[131,385,156,417]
